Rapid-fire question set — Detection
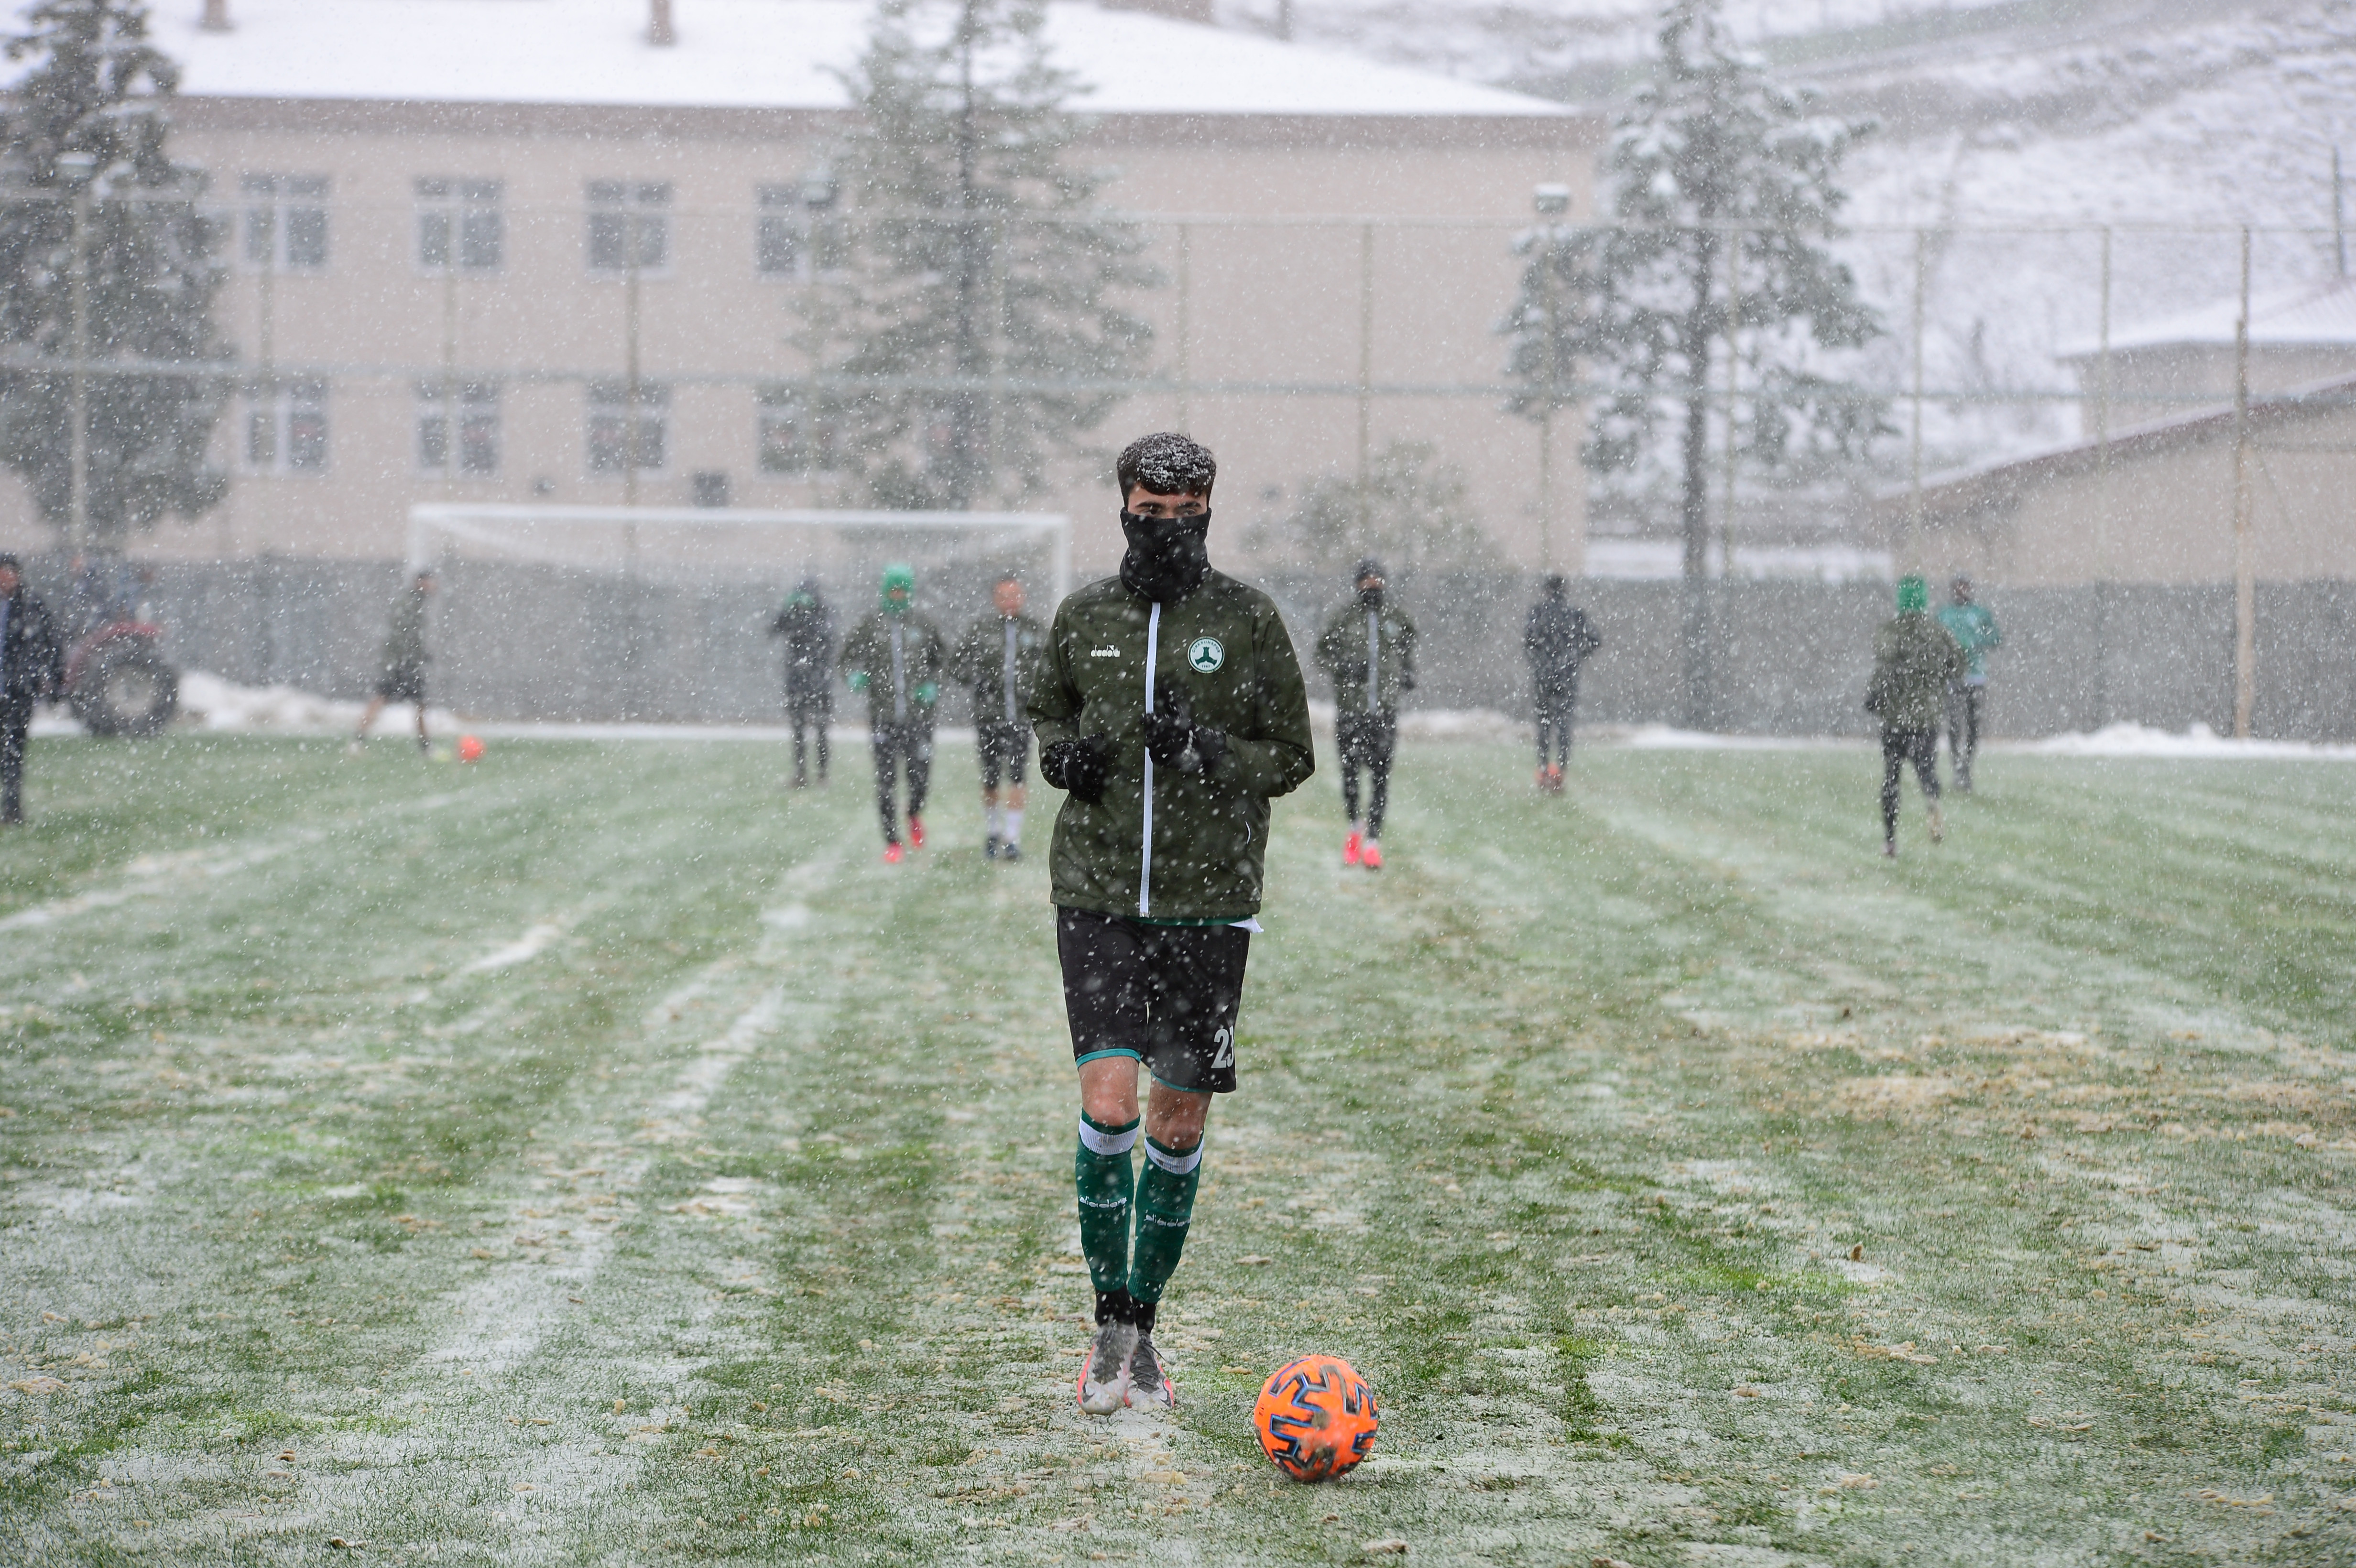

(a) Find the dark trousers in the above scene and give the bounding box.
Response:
[1880,727,1940,840]
[0,699,26,823]
[786,687,831,783]
[1337,710,1397,838]
[1534,682,1578,767]
[1945,684,1985,788]
[871,719,933,842]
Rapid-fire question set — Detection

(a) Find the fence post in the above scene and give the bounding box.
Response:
[2231,226,2255,739]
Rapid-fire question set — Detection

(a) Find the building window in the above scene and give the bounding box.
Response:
[587,380,668,473]
[756,174,844,281]
[756,384,841,475]
[416,177,504,273]
[240,174,329,272]
[586,180,671,275]
[417,381,501,476]
[245,379,328,473]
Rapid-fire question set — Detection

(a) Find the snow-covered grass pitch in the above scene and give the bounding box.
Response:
[3,736,2352,1565]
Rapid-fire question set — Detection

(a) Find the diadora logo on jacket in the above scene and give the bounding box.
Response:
[1090,646,1121,658]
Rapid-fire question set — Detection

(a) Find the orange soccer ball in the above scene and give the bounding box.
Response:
[456,734,485,763]
[1252,1354,1379,1482]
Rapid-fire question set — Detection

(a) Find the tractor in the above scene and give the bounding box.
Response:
[62,562,178,737]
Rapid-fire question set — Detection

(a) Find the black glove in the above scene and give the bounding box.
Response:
[1145,682,1225,773]
[1400,669,1417,692]
[1142,682,1195,767]
[1041,736,1109,804]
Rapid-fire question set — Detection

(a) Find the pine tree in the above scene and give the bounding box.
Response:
[0,0,230,551]
[1250,441,1495,575]
[1500,0,1885,580]
[806,0,1157,510]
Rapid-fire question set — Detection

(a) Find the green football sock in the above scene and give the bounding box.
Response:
[1128,1135,1204,1306]
[1075,1112,1139,1298]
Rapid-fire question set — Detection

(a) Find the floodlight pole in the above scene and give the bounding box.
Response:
[67,174,91,557]
[2093,226,2113,729]
[2231,227,2255,740]
[1355,223,1374,537]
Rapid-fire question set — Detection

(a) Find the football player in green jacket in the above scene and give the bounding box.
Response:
[949,571,1050,861]
[1031,433,1315,1415]
[1313,558,1416,869]
[839,565,948,863]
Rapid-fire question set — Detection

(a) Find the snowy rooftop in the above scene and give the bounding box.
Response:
[104,0,1576,119]
[2057,275,2356,359]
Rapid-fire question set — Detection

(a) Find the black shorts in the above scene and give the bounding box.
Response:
[376,668,426,704]
[977,720,1031,789]
[1058,907,1250,1096]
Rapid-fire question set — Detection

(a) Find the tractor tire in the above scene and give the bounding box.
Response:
[71,642,179,738]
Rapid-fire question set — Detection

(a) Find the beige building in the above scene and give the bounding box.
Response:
[1900,367,2356,588]
[0,0,1602,578]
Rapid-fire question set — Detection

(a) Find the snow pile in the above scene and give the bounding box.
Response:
[175,670,462,737]
[2008,723,2356,762]
[1615,724,1862,751]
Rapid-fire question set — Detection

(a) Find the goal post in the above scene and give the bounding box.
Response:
[401,502,1072,723]
[407,503,1072,607]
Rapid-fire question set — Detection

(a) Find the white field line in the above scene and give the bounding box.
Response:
[0,791,462,936]
[462,922,566,974]
[418,850,842,1383]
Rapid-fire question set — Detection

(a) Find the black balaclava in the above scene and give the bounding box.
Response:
[1119,509,1211,604]
[1354,557,1386,609]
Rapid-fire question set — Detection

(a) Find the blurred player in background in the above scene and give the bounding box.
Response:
[1937,574,2002,793]
[950,570,1049,861]
[1314,557,1416,869]
[769,576,836,788]
[0,554,64,826]
[352,570,436,753]
[1524,573,1601,793]
[1033,432,1314,1416]
[840,564,946,863]
[1868,574,1965,858]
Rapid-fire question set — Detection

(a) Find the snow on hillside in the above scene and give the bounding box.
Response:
[1218,0,2356,471]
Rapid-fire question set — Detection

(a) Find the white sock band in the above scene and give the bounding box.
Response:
[1144,1137,1204,1176]
[1078,1117,1139,1156]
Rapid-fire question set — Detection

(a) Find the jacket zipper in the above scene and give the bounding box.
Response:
[1365,608,1380,709]
[1003,619,1019,723]
[1138,601,1160,917]
[890,623,906,724]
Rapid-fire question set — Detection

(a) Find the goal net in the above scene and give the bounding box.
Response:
[404,503,1070,724]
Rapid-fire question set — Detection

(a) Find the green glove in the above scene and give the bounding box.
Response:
[915,680,939,705]
[847,670,869,692]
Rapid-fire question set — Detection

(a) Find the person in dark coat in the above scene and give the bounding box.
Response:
[352,570,436,752]
[1867,574,1966,858]
[0,554,66,826]
[1524,573,1601,793]
[769,576,836,787]
[1312,557,1416,869]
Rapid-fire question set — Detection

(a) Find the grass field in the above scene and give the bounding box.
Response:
[2,734,2353,1566]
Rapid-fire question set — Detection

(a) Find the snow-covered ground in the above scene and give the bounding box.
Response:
[34,672,2354,756]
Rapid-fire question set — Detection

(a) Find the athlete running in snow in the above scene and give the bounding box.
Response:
[769,576,836,788]
[1313,557,1415,870]
[839,564,947,863]
[1936,574,2001,794]
[1524,573,1601,792]
[1867,574,1965,859]
[1031,432,1314,1415]
[949,571,1049,861]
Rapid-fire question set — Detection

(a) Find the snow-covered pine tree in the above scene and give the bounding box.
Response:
[806,0,1157,510]
[0,0,230,550]
[1500,0,1884,580]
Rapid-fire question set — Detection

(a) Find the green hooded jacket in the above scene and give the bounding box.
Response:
[1313,599,1418,715]
[840,609,947,725]
[949,611,1051,726]
[1030,570,1315,922]
[1868,613,1965,731]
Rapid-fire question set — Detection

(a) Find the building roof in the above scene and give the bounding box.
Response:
[2057,274,2356,360]
[97,0,1576,120]
[1894,368,2356,520]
